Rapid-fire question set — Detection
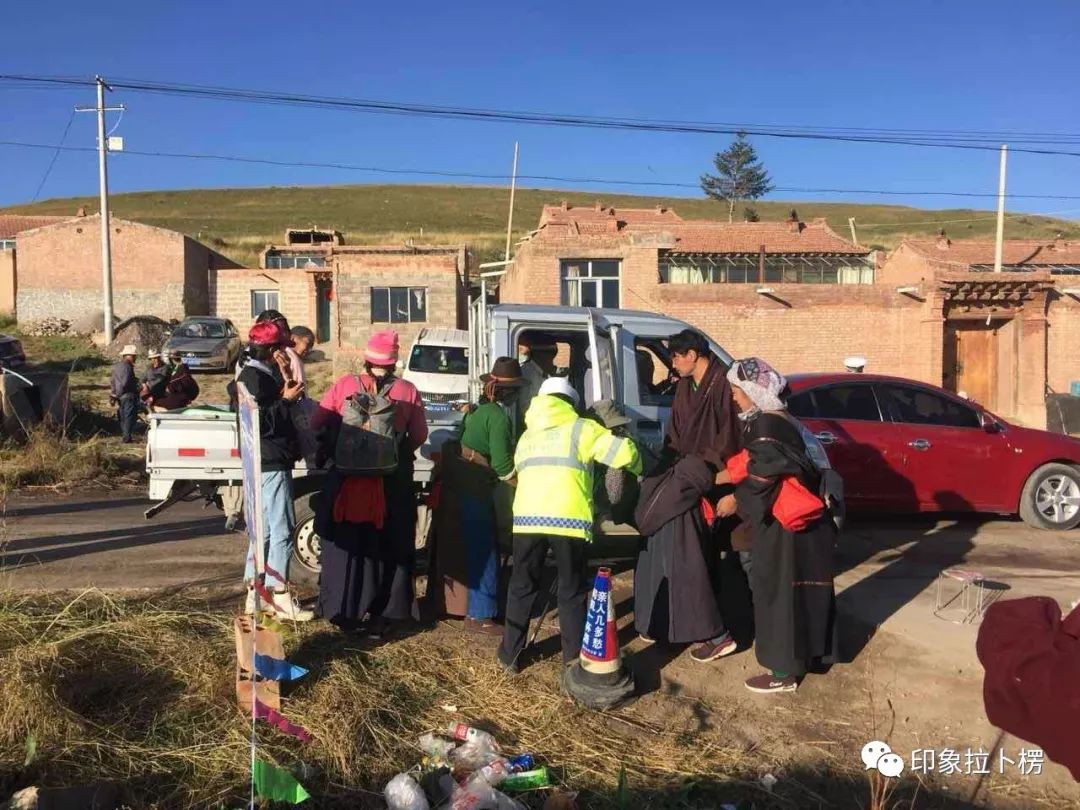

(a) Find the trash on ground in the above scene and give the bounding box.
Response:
[383,725,554,810]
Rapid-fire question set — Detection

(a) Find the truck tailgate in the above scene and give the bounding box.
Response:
[146,408,242,479]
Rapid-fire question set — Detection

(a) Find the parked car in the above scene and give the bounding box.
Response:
[164,317,241,373]
[402,327,470,415]
[0,334,26,369]
[786,373,1080,530]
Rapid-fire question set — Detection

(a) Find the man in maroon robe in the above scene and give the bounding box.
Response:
[633,329,745,661]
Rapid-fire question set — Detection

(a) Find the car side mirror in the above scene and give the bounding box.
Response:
[980,412,1001,433]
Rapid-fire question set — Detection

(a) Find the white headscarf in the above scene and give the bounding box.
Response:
[727,357,787,421]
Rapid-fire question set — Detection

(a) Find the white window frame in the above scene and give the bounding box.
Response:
[251,289,280,318]
[560,259,621,308]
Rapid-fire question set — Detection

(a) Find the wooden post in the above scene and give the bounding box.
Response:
[758,244,765,284]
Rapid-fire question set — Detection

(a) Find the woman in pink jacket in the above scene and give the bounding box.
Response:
[312,330,428,637]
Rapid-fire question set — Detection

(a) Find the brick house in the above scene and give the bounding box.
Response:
[211,233,468,366]
[498,203,1078,427]
[0,214,74,315]
[877,232,1080,425]
[14,212,239,323]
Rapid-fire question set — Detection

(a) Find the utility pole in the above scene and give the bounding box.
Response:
[993,144,1007,273]
[504,141,519,262]
[75,76,124,343]
[848,217,858,246]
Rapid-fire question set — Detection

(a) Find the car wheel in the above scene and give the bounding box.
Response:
[1019,463,1080,531]
[290,494,322,587]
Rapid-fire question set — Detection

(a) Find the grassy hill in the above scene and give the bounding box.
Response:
[5,184,1079,266]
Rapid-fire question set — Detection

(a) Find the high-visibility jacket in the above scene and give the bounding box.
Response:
[512,394,642,541]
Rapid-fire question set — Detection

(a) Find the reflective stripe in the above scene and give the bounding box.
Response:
[517,456,587,472]
[516,418,590,472]
[513,515,593,532]
[598,437,626,467]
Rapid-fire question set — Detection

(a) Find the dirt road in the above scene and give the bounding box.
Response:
[3,491,1079,806]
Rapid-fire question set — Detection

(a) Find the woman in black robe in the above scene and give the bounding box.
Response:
[717,357,837,694]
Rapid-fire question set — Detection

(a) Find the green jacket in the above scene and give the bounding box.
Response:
[513,394,642,541]
[459,401,515,479]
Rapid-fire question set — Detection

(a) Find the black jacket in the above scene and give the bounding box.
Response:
[236,363,298,471]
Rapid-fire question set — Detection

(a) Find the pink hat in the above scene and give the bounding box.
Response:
[364,330,399,365]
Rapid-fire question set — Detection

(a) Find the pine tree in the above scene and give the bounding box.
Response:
[700,134,774,222]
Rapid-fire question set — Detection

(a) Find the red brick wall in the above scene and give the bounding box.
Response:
[15,215,233,323]
[209,268,315,333]
[503,237,937,382]
[1048,294,1080,395]
[0,250,14,315]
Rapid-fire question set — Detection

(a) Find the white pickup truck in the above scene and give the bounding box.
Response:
[145,302,837,581]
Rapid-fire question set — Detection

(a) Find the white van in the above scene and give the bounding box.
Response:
[402,327,470,414]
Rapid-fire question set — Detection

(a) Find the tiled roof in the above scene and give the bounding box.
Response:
[903,237,1080,267]
[531,204,867,255]
[0,214,73,239]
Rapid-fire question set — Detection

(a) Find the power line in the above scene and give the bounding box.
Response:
[3,74,1080,157]
[4,138,1080,205]
[30,110,75,202]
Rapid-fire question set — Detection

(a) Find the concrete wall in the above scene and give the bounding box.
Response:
[0,250,14,315]
[333,250,465,371]
[209,268,316,333]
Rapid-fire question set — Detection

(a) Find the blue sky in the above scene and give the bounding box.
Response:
[2,0,1079,216]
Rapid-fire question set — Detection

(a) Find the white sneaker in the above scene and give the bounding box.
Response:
[270,589,315,622]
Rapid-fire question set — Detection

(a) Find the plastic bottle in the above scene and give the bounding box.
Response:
[446,722,500,751]
[444,761,526,810]
[419,732,457,768]
[384,773,431,810]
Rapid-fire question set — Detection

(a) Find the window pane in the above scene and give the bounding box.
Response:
[590,260,620,278]
[390,287,410,323]
[370,287,389,323]
[879,386,979,428]
[763,263,783,283]
[579,280,598,308]
[601,279,619,308]
[787,392,816,418]
[812,385,882,421]
[409,287,427,322]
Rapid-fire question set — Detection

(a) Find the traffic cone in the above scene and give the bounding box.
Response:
[563,567,635,709]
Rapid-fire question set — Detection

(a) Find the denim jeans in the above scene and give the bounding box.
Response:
[244,470,295,589]
[462,494,498,620]
[117,394,138,441]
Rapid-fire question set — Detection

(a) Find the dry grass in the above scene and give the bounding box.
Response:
[0,590,801,809]
[0,427,138,499]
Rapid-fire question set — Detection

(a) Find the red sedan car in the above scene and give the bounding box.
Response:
[786,373,1080,530]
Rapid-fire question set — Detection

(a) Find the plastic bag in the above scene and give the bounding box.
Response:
[384,773,431,810]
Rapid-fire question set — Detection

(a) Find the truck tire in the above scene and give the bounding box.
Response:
[1018,463,1080,531]
[290,493,322,588]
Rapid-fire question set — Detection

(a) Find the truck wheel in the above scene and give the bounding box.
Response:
[1019,463,1080,531]
[290,494,322,588]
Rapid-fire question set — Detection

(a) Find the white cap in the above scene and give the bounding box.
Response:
[538,376,580,406]
[148,347,165,359]
[844,355,867,371]
[120,344,137,357]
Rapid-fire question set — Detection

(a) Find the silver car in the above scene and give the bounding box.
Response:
[164,317,241,373]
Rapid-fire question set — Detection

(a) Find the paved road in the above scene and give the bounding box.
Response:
[1,491,245,592]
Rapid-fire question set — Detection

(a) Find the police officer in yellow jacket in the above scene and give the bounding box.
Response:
[498,377,642,673]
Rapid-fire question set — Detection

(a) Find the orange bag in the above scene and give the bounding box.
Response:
[726,449,750,484]
[773,476,825,532]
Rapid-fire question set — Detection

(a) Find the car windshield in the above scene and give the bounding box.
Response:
[408,345,468,375]
[174,321,226,339]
